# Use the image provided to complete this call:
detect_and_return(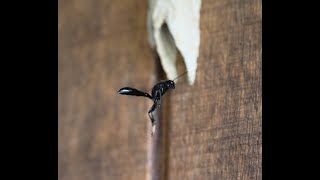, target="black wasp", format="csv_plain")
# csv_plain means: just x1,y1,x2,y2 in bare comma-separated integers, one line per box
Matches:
117,72,187,135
